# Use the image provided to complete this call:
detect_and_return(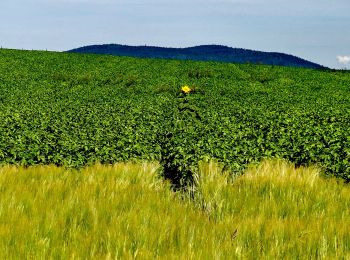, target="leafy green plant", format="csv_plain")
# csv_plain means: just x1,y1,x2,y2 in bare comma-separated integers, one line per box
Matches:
0,49,349,182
